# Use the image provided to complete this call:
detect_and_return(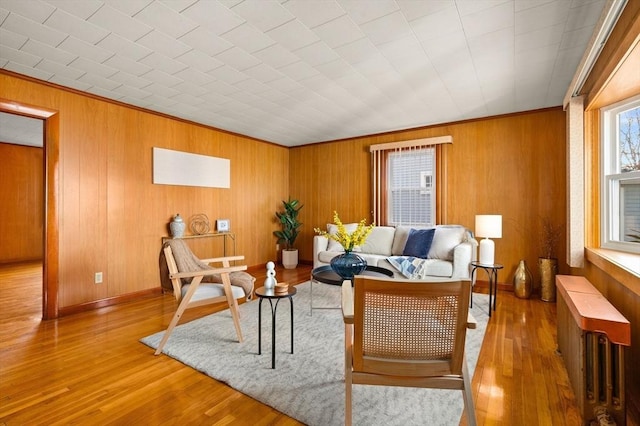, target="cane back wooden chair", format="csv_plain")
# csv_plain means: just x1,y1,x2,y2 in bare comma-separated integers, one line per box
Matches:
342,275,477,426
